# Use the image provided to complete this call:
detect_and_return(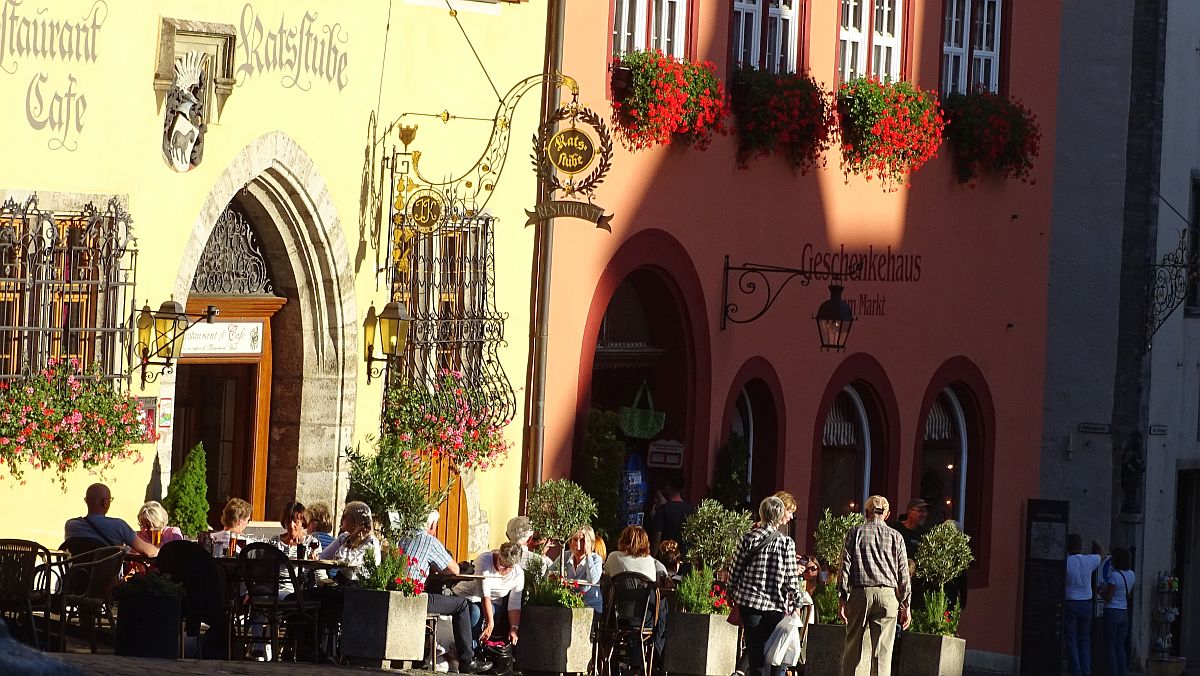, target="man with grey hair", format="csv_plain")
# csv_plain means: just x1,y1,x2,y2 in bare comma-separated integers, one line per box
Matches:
729,496,805,676
455,541,526,646
505,515,551,571
839,495,911,676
